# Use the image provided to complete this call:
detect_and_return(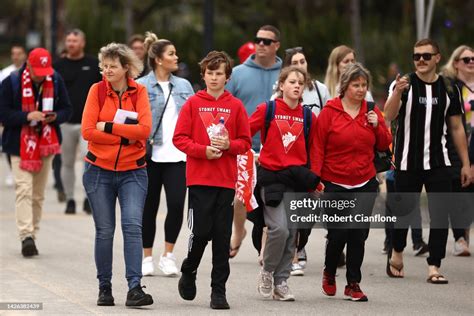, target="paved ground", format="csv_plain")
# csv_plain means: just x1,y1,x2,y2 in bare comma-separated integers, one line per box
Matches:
0,157,473,315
